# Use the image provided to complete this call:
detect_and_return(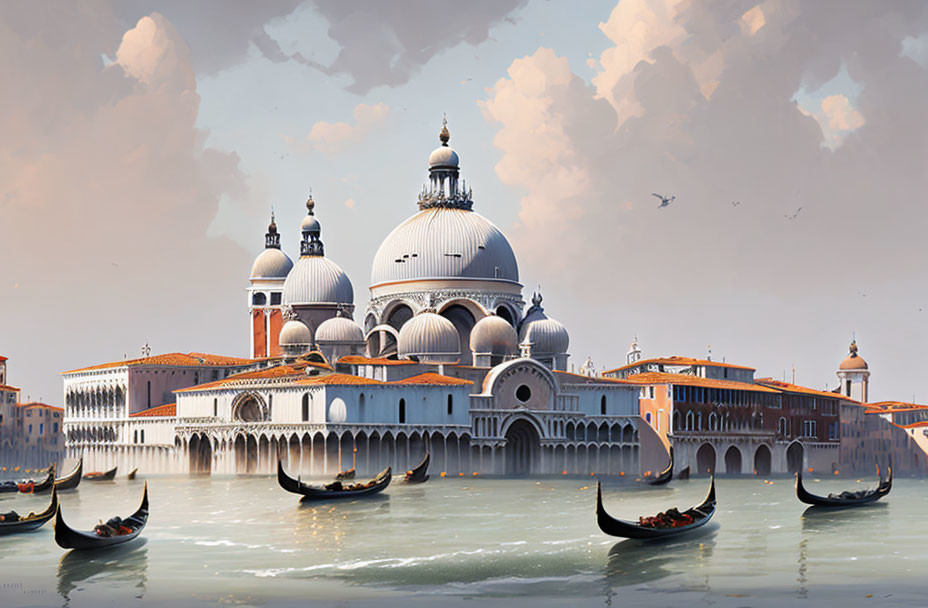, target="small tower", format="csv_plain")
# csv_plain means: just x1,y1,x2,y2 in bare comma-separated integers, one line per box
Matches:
248,210,293,358
836,338,869,402
626,337,642,365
